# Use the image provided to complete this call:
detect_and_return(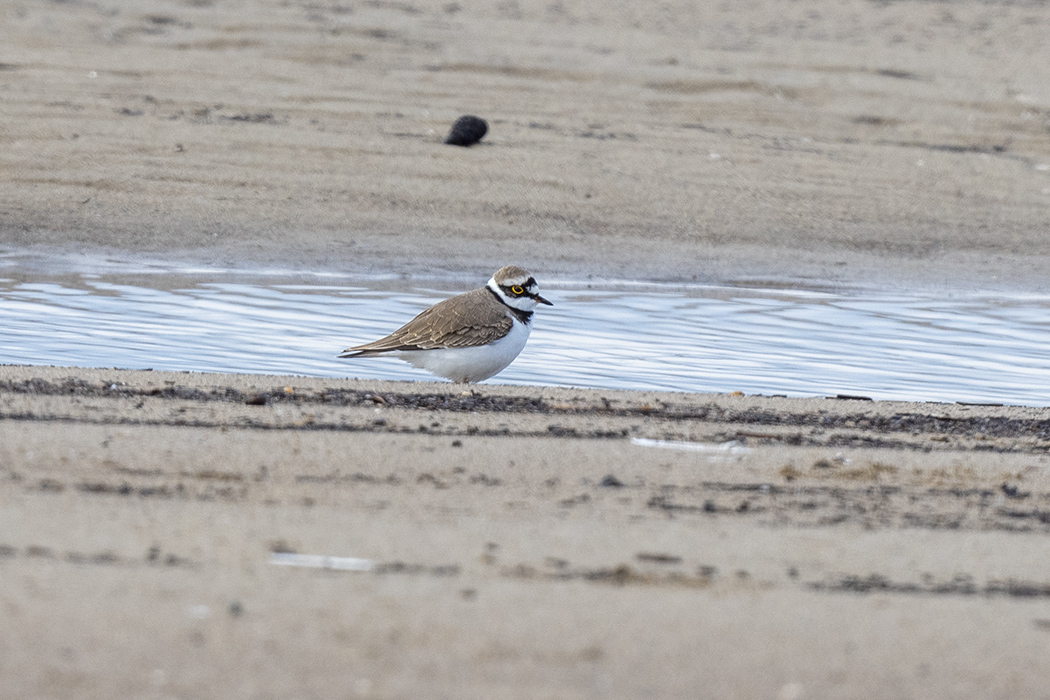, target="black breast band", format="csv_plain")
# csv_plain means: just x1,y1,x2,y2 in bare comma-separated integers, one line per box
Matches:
487,286,533,325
